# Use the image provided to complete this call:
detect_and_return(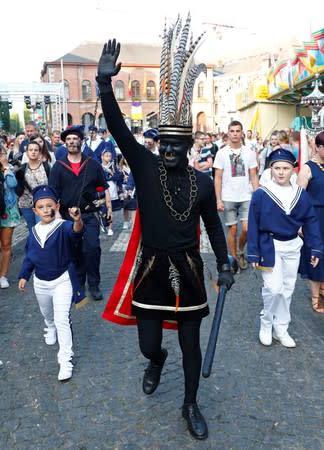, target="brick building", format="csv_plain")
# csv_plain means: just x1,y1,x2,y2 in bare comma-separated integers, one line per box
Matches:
41,41,214,133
